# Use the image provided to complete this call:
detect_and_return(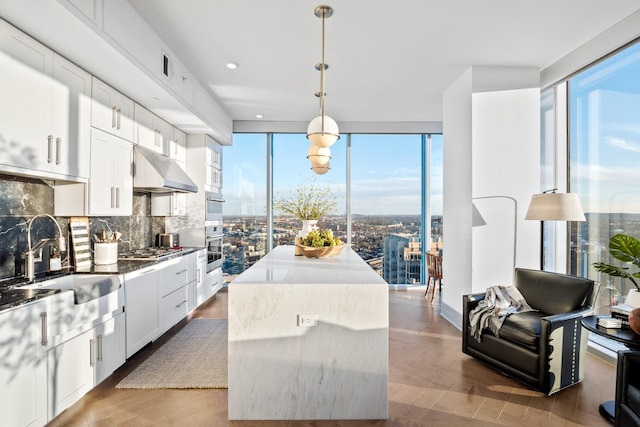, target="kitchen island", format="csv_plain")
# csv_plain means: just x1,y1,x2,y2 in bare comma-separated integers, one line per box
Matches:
228,245,389,420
